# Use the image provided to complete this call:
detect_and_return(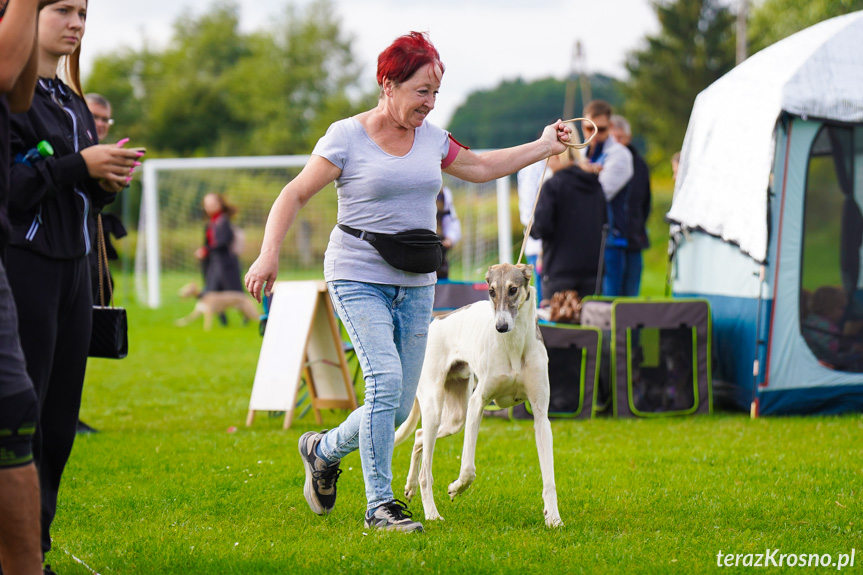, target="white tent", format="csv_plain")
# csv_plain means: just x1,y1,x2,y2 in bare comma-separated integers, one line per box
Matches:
668,11,863,416
668,11,863,263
